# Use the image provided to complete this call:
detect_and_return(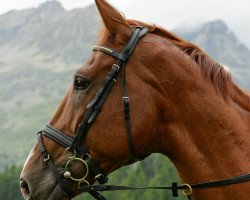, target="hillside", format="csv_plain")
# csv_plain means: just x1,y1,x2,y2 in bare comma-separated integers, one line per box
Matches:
0,0,249,172
0,1,100,169
0,1,99,65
